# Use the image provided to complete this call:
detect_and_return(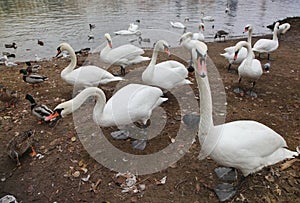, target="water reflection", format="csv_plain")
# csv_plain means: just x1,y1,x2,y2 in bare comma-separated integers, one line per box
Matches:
0,0,299,61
